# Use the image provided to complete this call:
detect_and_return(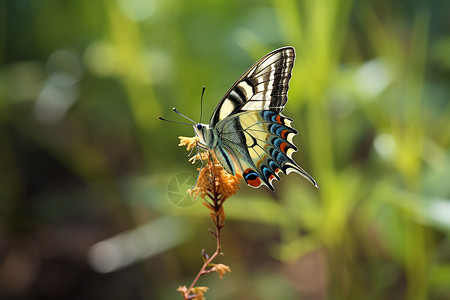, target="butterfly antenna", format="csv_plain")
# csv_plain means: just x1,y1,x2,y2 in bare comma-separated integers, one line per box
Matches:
158,116,192,125
173,107,196,124
199,86,206,123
